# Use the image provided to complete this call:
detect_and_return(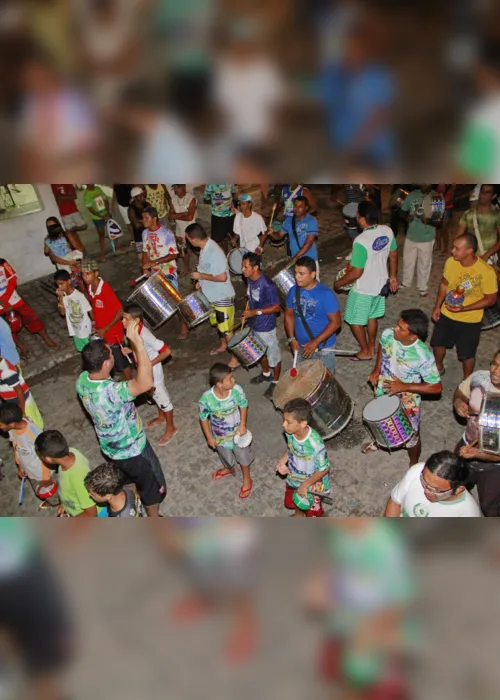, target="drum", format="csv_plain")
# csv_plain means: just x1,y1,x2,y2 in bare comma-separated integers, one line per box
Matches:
127,270,180,329
227,247,248,275
177,291,212,328
478,393,500,455
390,187,409,209
292,490,315,511
6,310,22,334
362,395,414,450
273,359,354,440
335,266,354,292
269,219,285,248
272,263,295,305
343,203,361,237
227,328,267,367
482,299,500,331
421,193,445,224
36,481,59,507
